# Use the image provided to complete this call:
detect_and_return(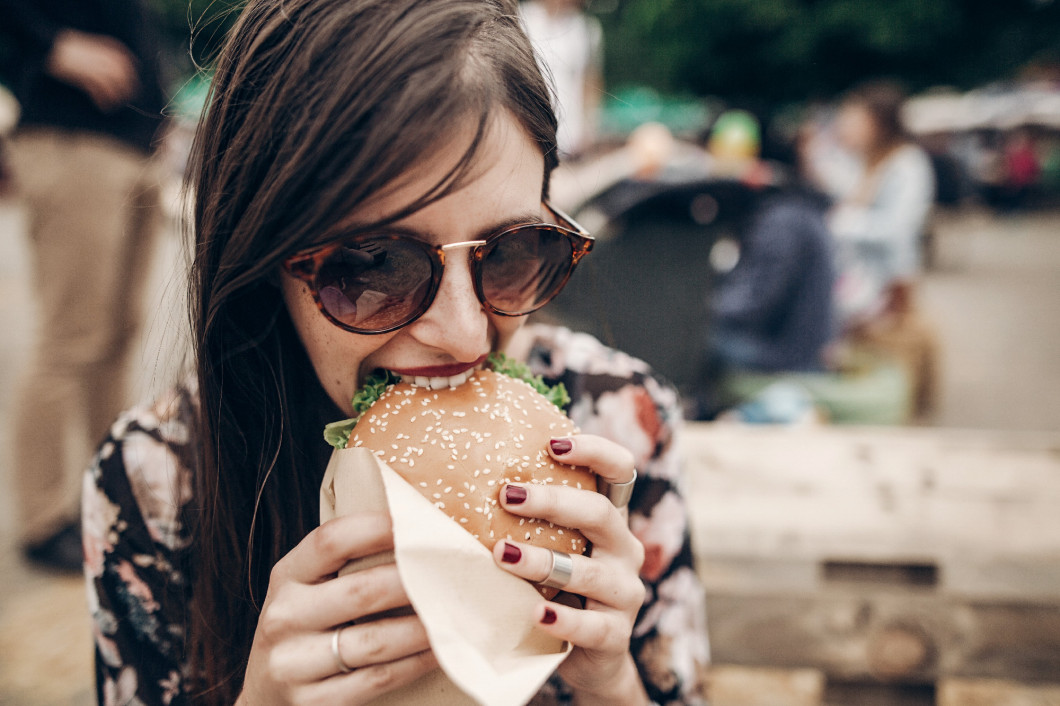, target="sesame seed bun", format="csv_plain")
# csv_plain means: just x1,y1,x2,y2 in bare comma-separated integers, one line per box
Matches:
346,369,593,594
